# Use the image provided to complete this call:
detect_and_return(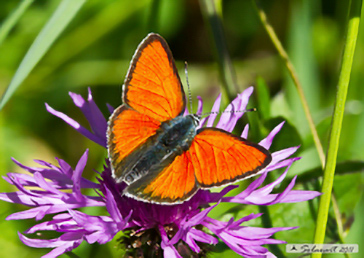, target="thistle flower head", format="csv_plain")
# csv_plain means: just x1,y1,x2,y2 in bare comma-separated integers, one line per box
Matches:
0,87,320,258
